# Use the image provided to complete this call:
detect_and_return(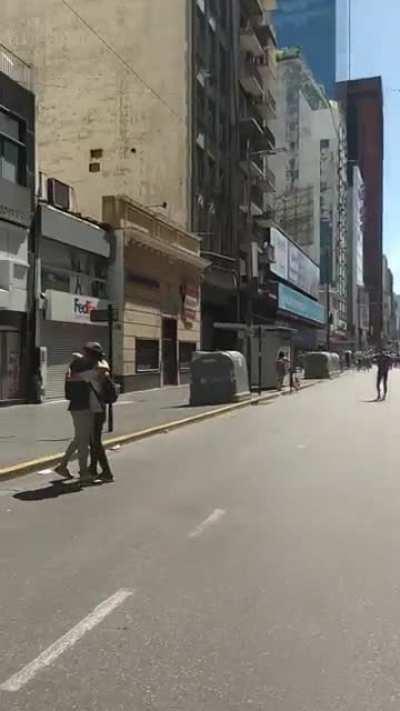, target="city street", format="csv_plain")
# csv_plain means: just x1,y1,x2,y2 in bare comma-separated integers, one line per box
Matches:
1,370,400,710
